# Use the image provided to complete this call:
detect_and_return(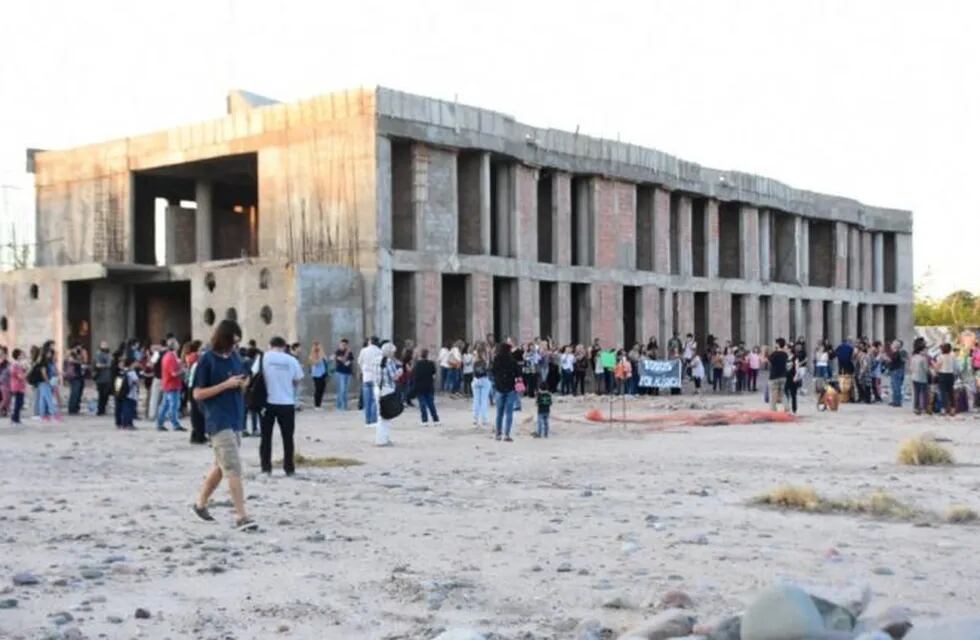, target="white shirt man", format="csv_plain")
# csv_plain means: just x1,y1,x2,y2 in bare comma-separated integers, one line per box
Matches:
358,341,382,384
252,337,304,476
